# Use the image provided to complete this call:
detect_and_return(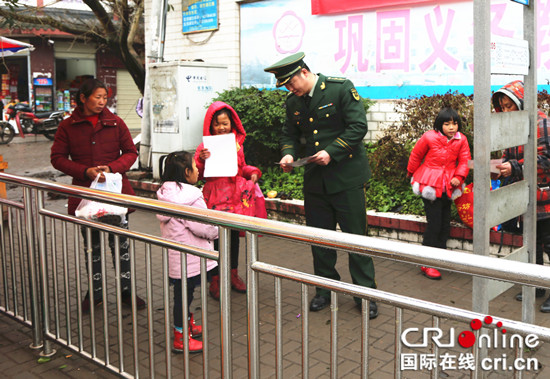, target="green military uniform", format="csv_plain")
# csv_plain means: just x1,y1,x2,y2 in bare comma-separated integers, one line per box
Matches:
265,53,376,304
